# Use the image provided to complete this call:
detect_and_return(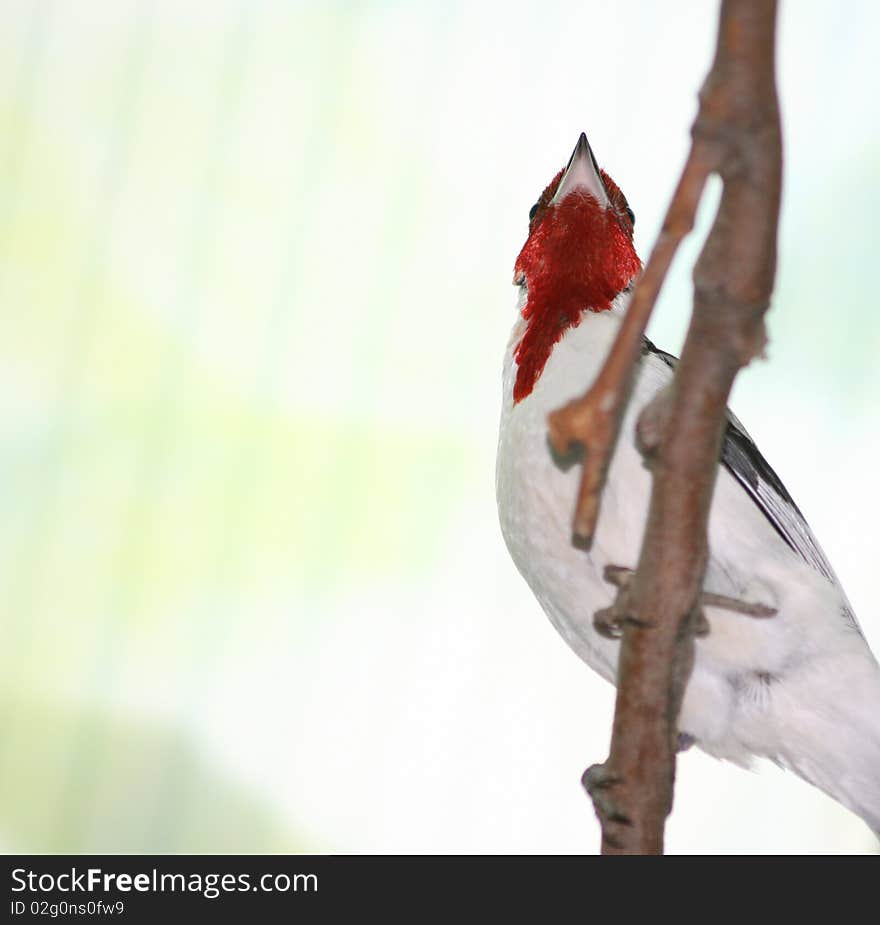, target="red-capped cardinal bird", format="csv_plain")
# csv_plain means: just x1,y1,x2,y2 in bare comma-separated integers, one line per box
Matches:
496,132,880,833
